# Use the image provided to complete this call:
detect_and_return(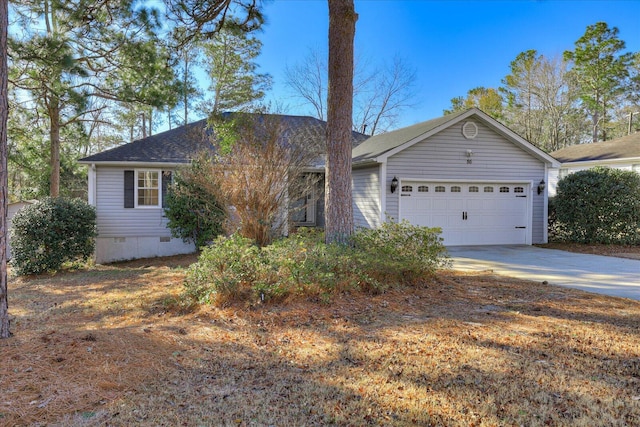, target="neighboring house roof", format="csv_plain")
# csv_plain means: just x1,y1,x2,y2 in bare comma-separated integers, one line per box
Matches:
79,114,368,166
550,132,640,163
352,108,559,167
